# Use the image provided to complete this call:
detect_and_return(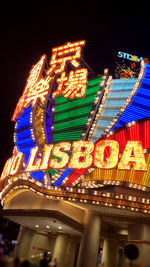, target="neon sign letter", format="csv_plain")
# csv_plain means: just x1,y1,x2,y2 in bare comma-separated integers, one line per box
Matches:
94,140,119,169
69,141,94,169
118,141,147,171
